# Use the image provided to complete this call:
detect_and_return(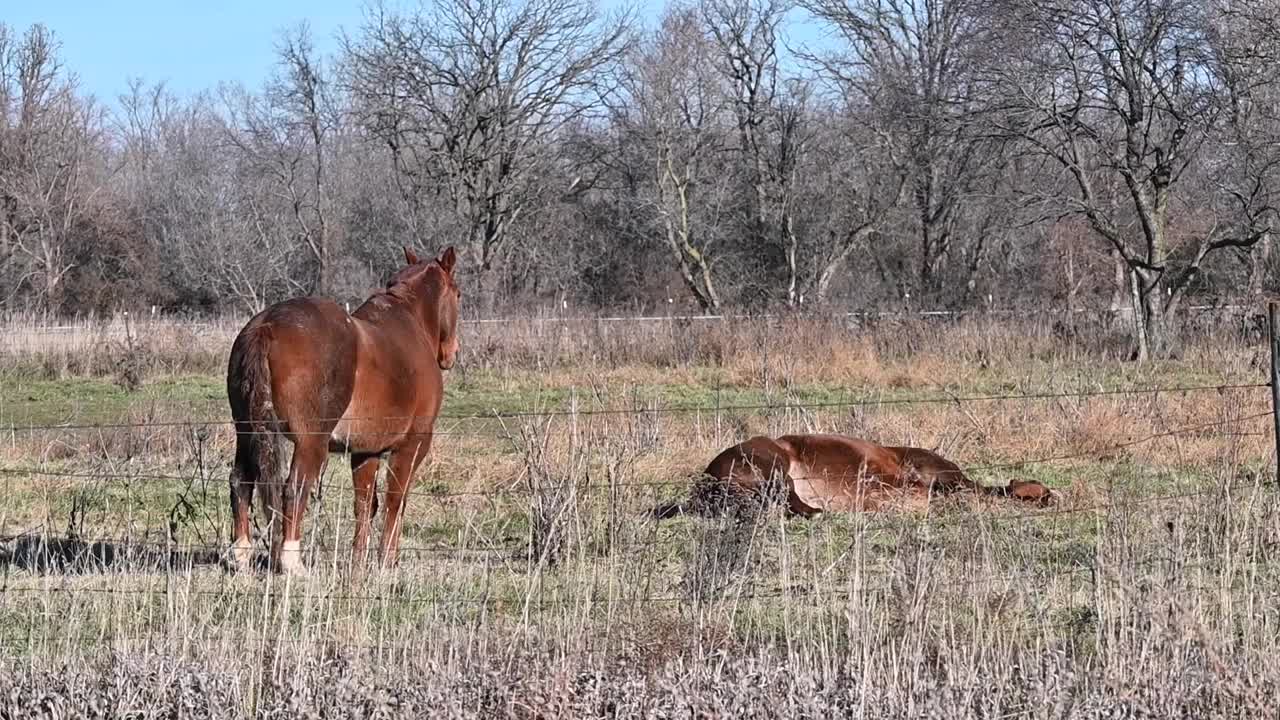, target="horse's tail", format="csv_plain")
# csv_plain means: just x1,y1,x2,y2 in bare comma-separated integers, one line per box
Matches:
653,470,752,521
651,471,711,520
227,322,282,520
